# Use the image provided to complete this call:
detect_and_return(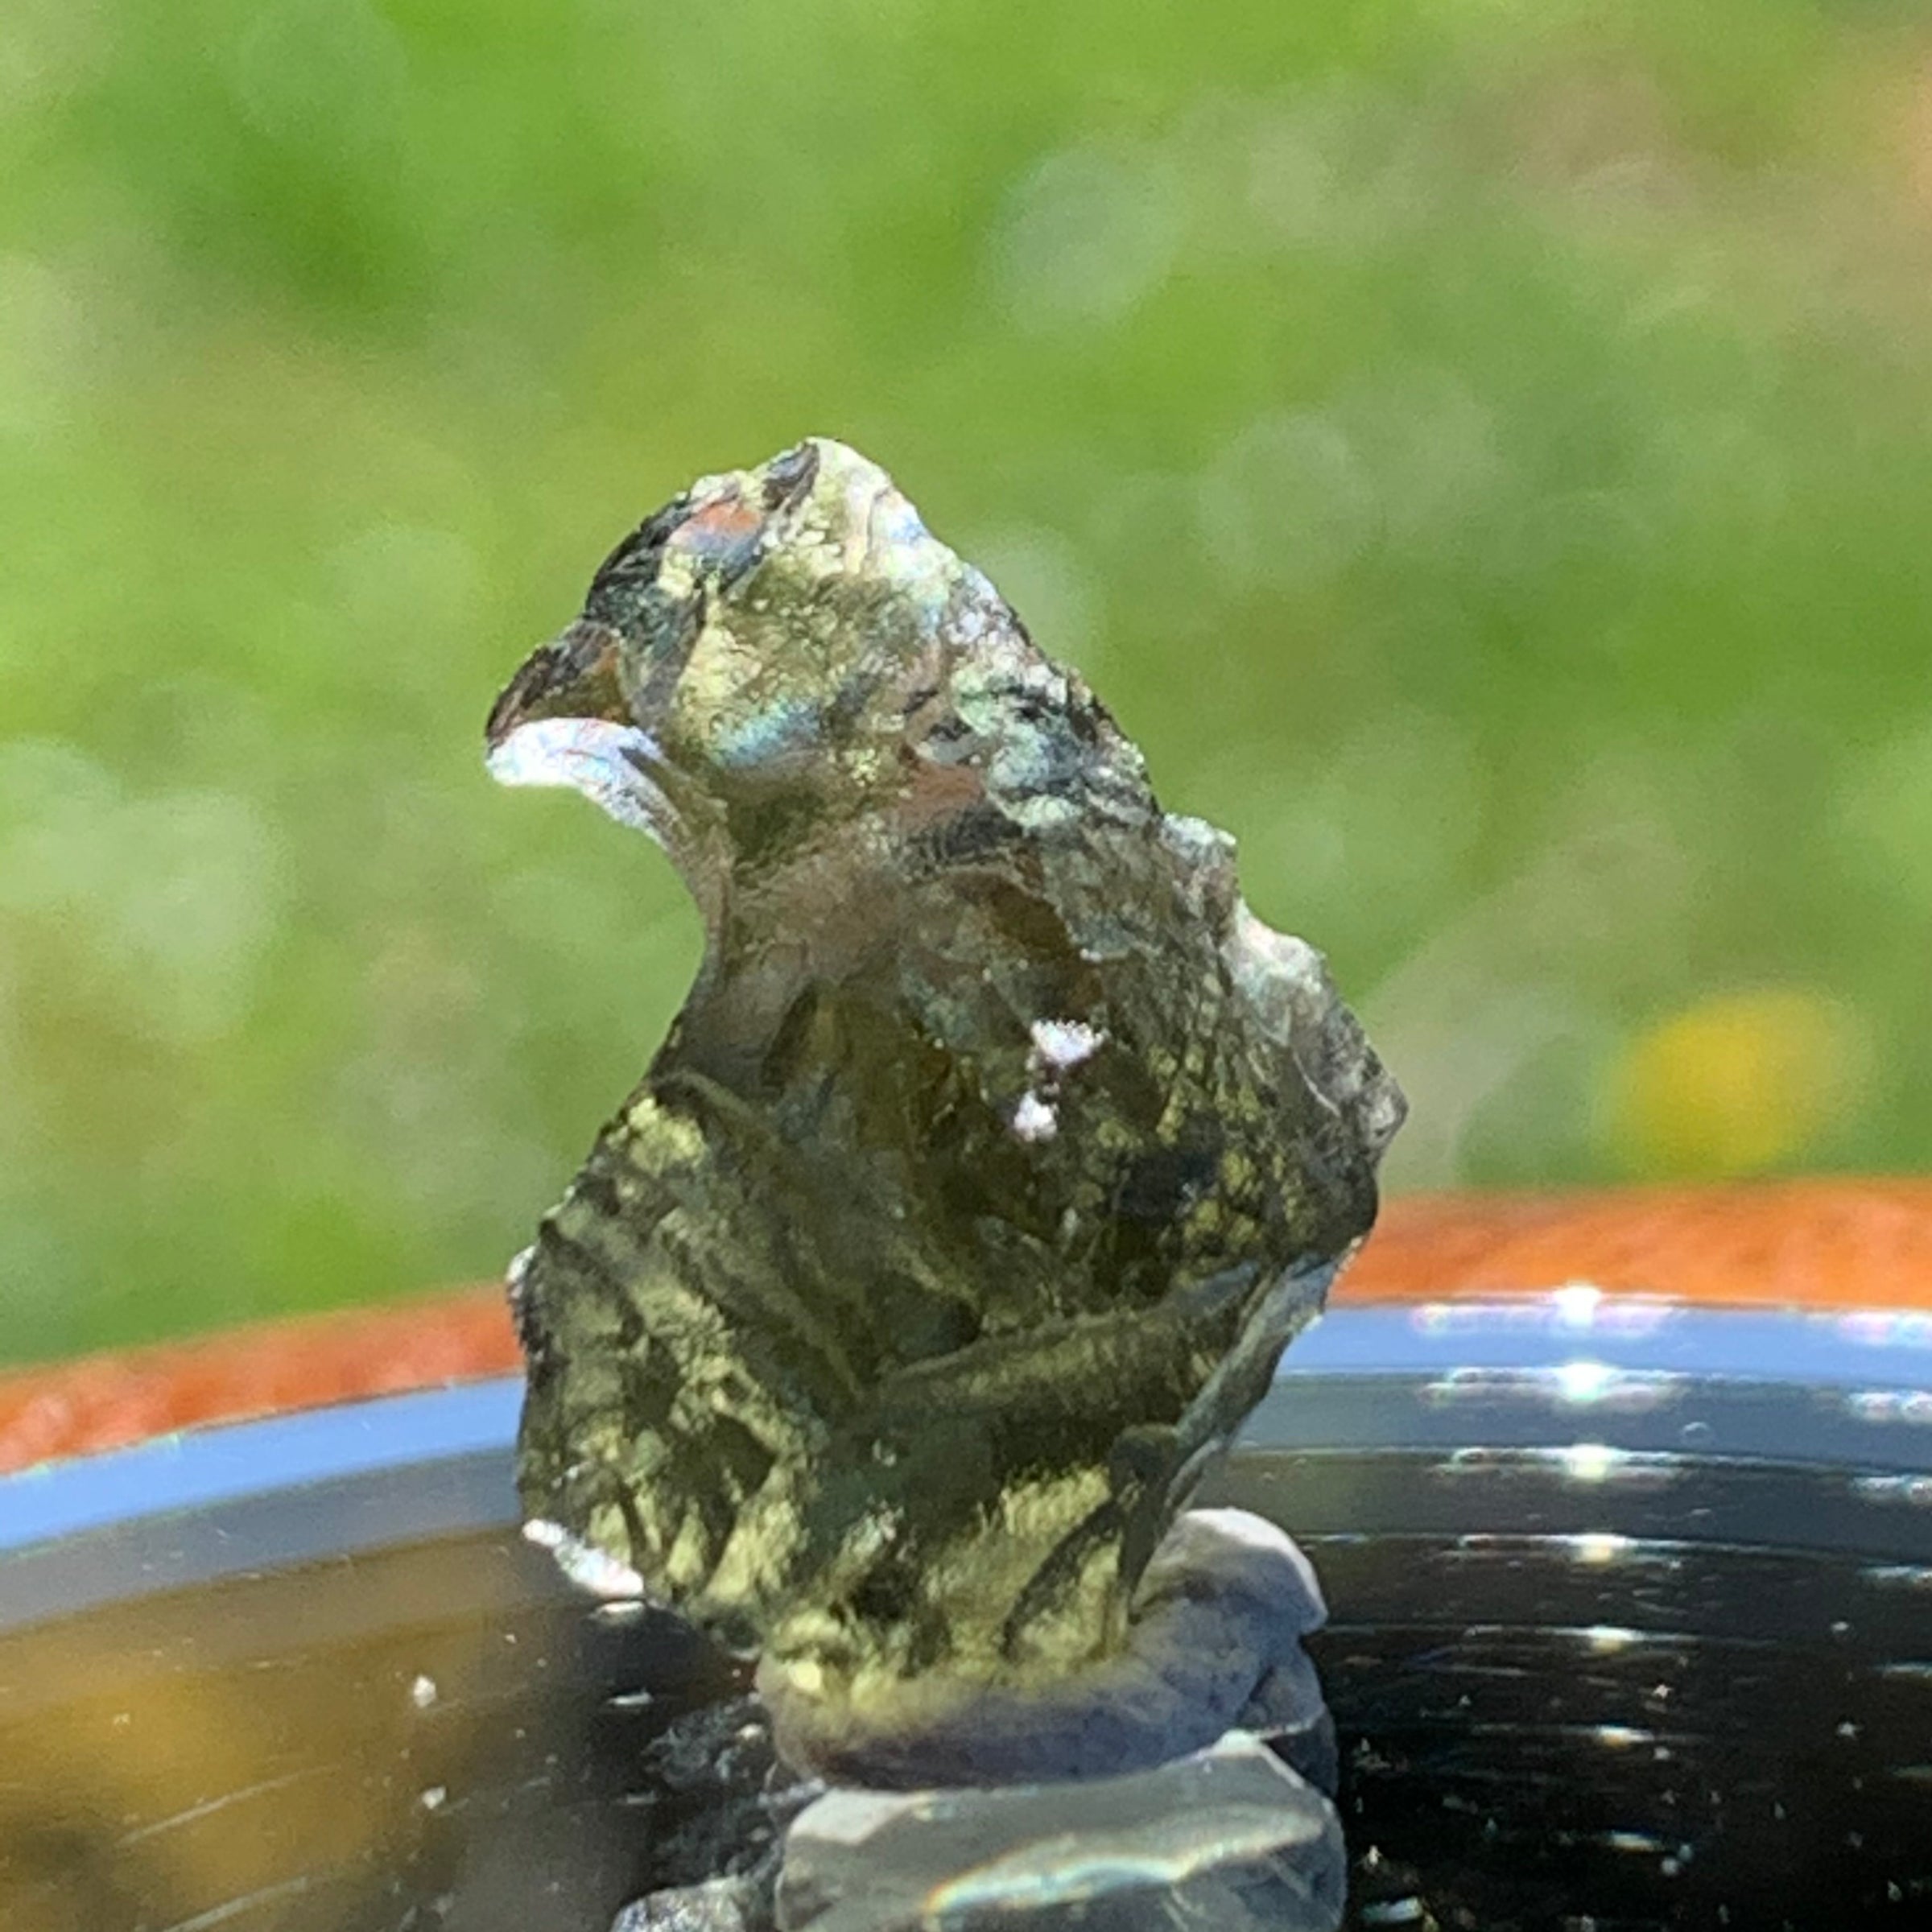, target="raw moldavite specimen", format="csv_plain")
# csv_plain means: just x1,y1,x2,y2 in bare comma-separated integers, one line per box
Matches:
486,438,1402,1784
